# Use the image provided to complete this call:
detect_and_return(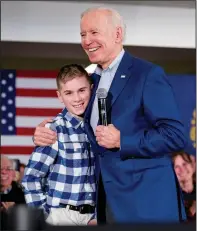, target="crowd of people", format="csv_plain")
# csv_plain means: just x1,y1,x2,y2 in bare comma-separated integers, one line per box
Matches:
1,151,195,228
